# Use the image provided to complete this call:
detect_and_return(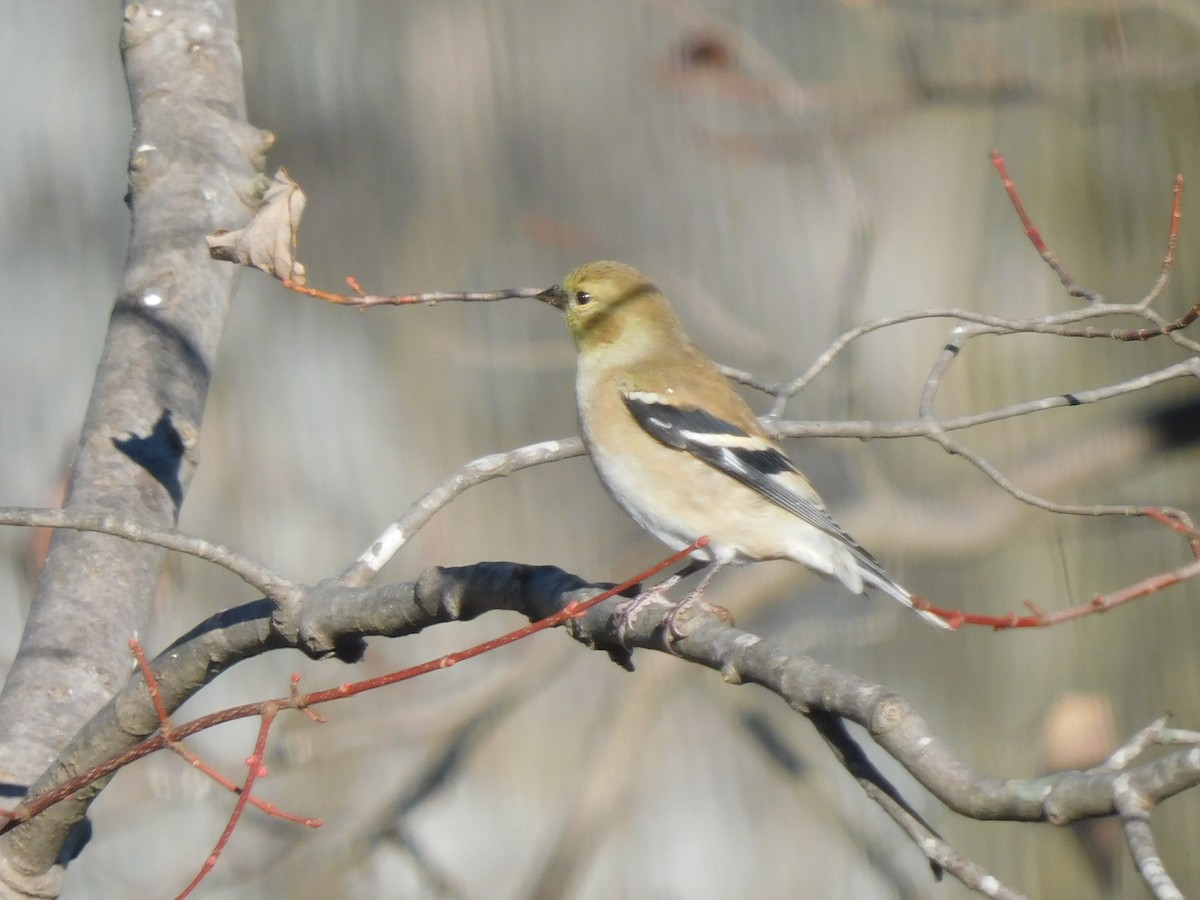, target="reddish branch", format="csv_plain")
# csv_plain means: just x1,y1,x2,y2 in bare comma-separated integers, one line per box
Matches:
174,706,278,900
0,544,704,875
918,511,1200,631
128,640,318,827
281,276,544,308
989,149,1101,303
